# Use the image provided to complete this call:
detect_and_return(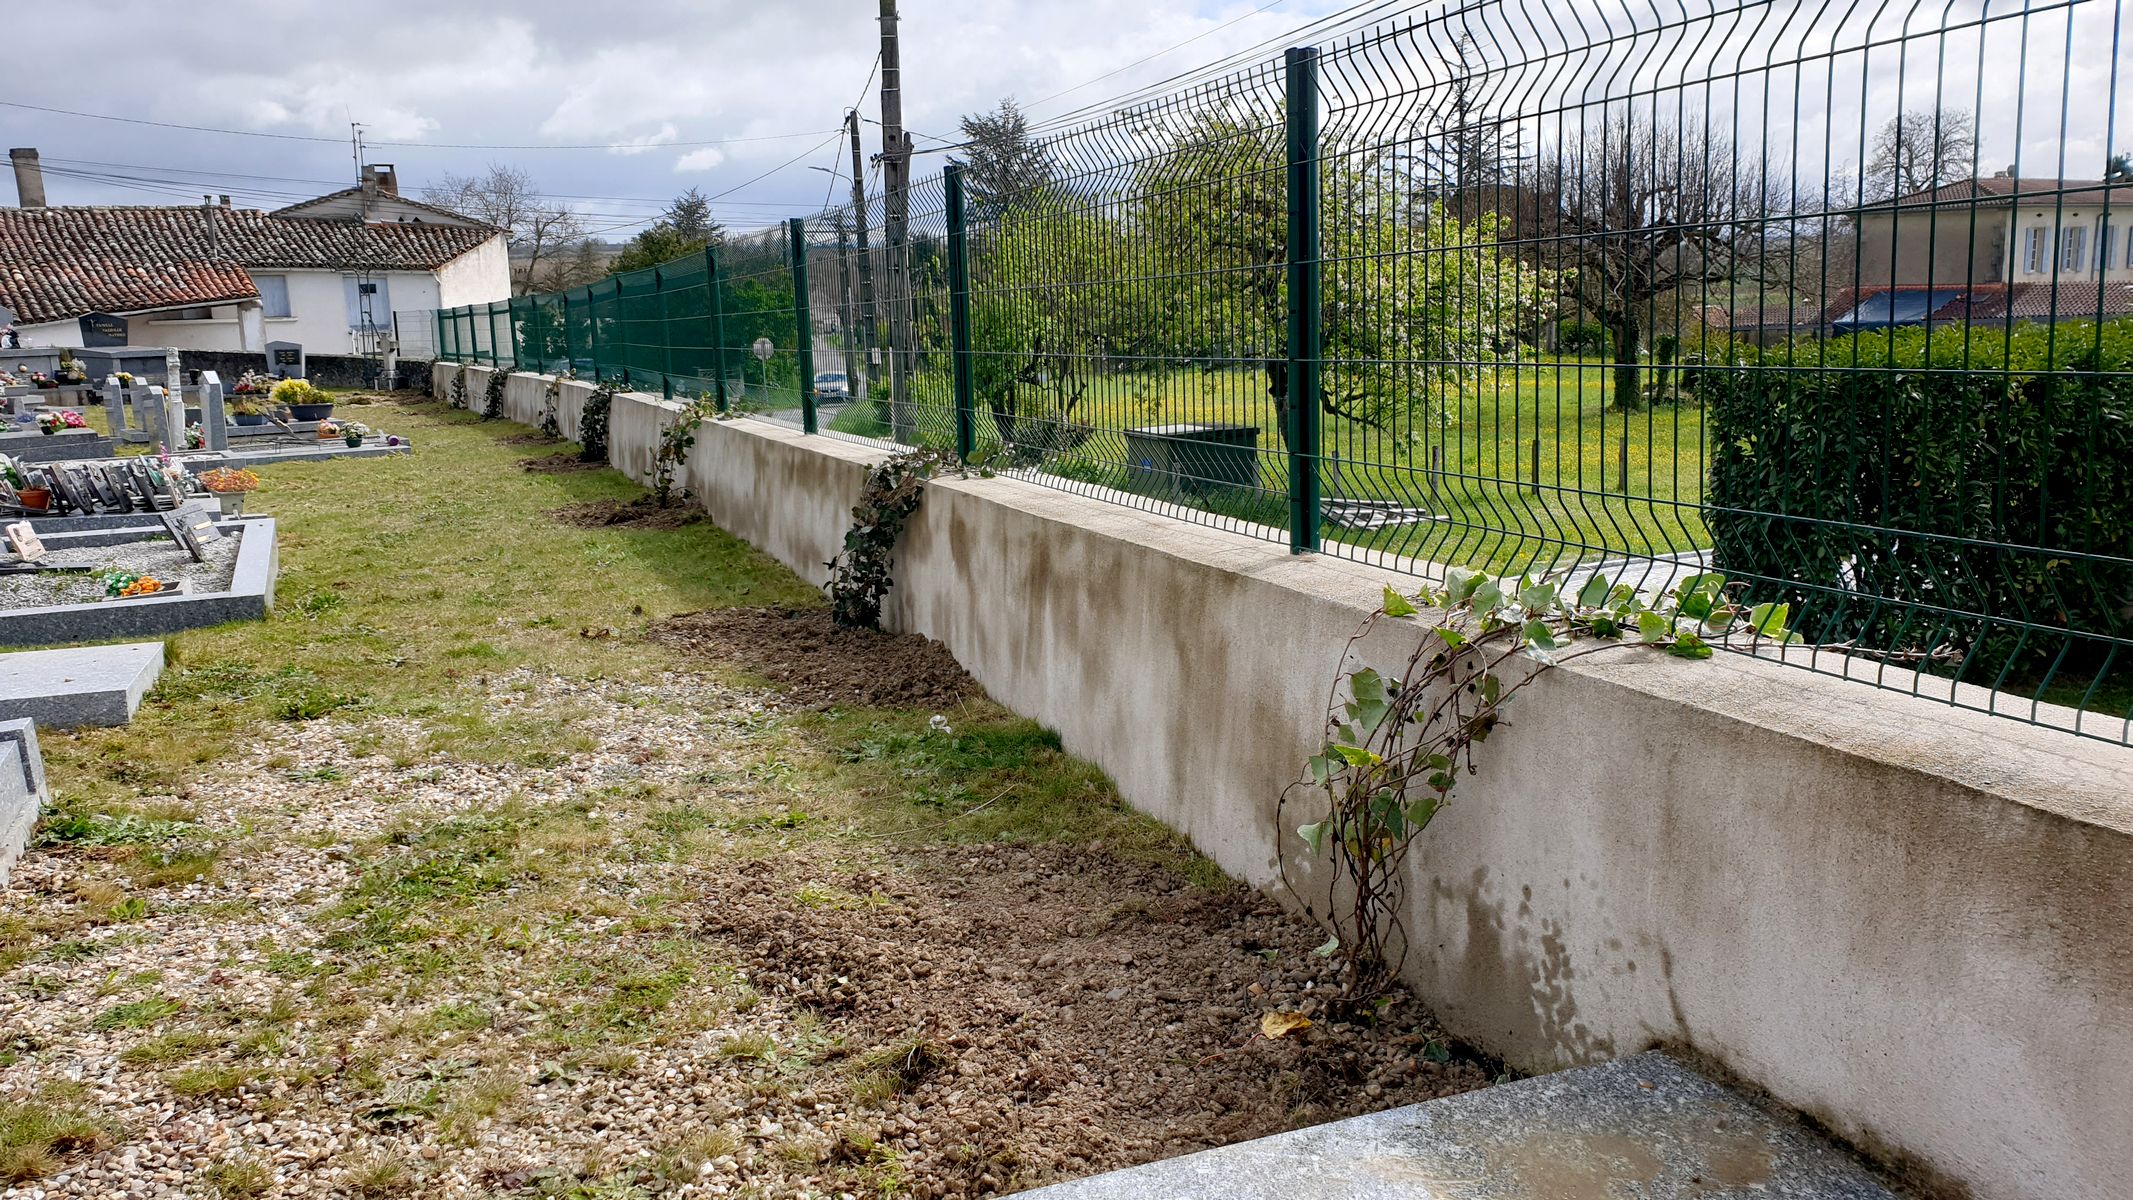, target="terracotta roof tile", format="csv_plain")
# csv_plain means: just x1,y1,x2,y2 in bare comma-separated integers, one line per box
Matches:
0,205,497,324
